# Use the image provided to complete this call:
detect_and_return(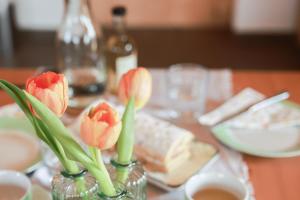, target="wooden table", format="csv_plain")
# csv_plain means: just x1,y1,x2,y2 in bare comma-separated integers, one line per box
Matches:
1,68,300,200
